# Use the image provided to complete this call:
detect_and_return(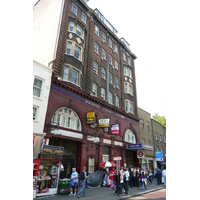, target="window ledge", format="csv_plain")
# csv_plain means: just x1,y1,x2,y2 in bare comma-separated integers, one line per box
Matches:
94,51,100,55
33,96,43,101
